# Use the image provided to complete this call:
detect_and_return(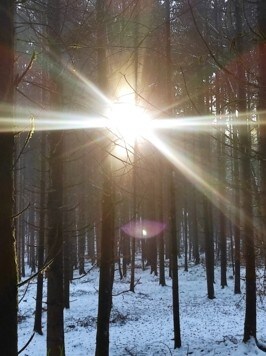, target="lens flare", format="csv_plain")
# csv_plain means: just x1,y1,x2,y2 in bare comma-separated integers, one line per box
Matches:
121,219,166,239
